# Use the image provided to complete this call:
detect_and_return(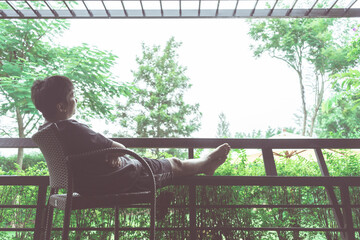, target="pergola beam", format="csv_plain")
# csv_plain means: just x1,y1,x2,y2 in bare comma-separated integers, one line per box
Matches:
1,8,360,18
0,0,359,19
